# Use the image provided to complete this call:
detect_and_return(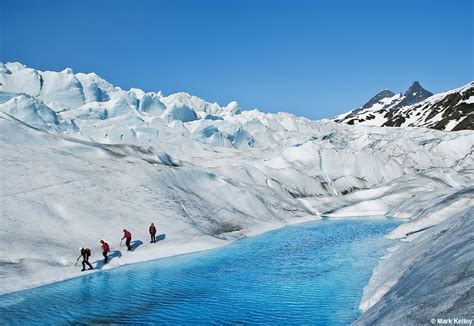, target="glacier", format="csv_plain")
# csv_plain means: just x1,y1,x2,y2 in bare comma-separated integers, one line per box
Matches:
0,62,473,322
